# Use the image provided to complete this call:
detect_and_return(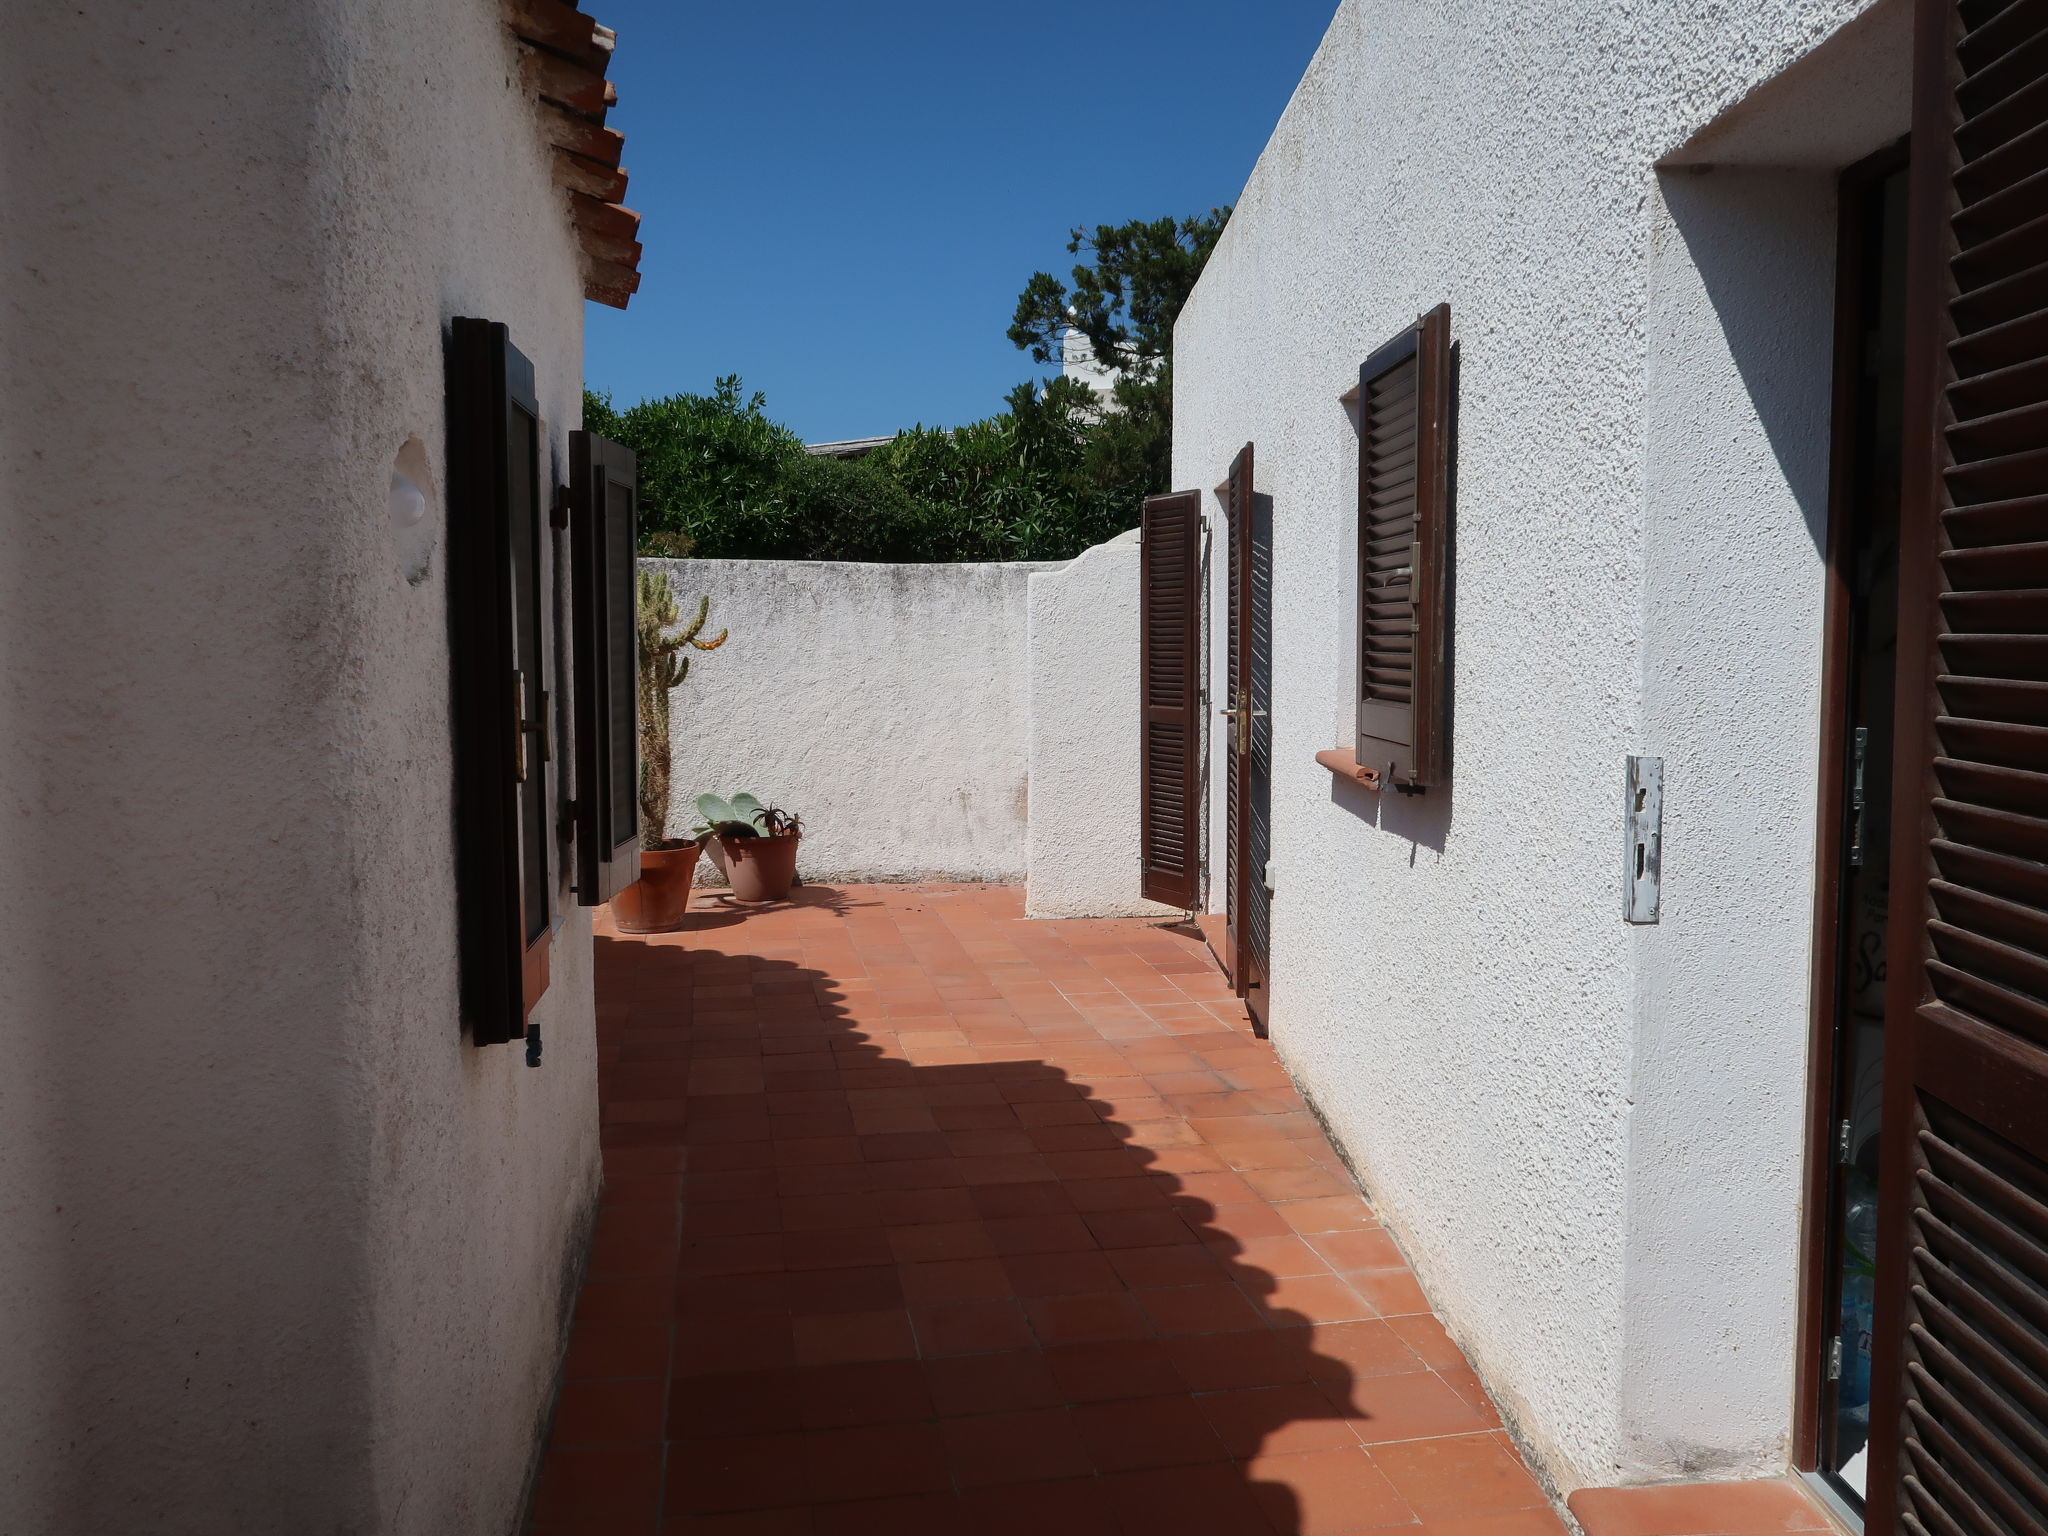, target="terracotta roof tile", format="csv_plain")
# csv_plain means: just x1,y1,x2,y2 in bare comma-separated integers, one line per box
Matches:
504,0,641,308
